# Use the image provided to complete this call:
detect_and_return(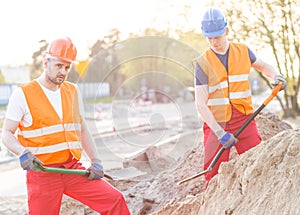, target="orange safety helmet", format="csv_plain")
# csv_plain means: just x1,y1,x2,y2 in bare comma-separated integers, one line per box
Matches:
45,37,77,63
